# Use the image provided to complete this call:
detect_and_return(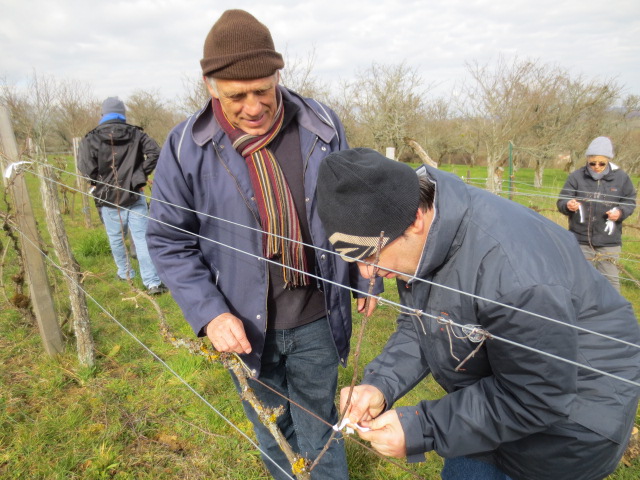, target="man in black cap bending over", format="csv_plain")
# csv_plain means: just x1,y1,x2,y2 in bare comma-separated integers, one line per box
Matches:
147,10,380,480
316,148,639,480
